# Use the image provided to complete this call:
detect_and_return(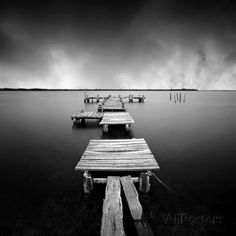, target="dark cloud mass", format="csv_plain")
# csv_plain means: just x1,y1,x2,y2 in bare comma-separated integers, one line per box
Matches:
0,0,236,89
